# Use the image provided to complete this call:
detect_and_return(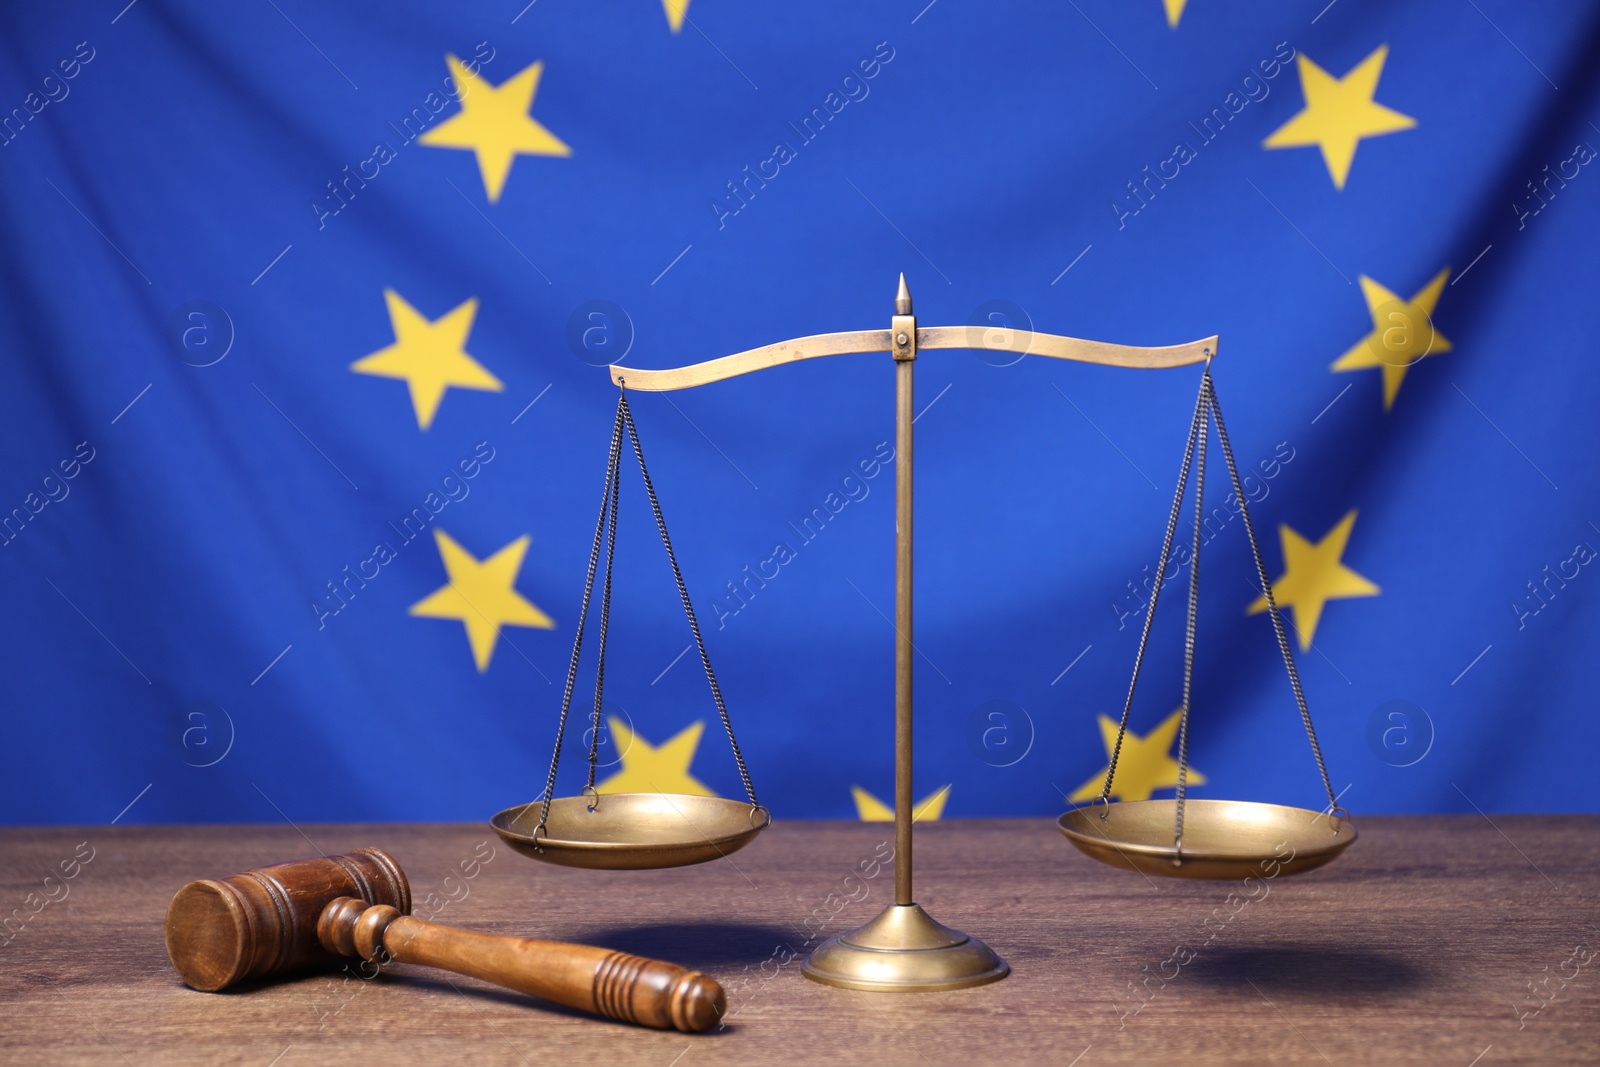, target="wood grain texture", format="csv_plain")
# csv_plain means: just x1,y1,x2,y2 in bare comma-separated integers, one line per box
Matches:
331,903,724,1032
2,817,1597,1066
